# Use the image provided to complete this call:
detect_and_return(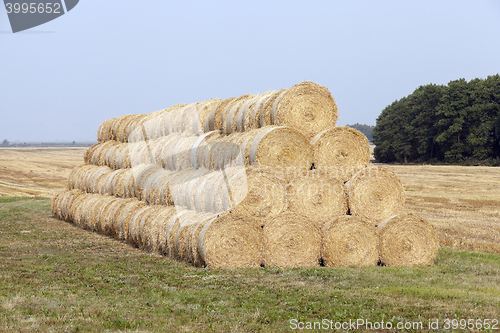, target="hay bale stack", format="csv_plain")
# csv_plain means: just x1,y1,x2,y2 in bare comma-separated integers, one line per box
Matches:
311,127,370,182
95,82,336,143
346,165,406,226
378,213,439,266
263,213,321,268
321,215,379,267
287,169,348,230
197,211,263,269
